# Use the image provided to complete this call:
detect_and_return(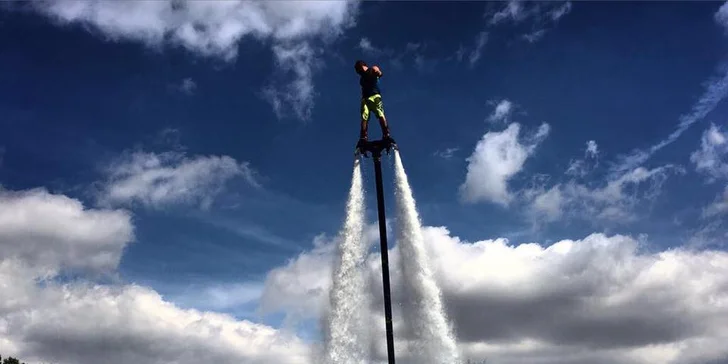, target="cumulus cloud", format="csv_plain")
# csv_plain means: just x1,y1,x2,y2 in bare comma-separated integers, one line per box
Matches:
0,262,310,364
0,187,133,274
25,0,358,59
19,0,360,121
0,186,308,364
691,123,728,182
460,122,550,206
259,234,335,322
261,225,728,364
96,149,257,209
466,99,677,224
